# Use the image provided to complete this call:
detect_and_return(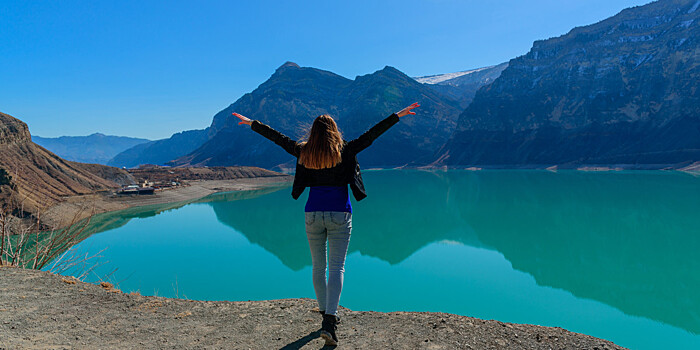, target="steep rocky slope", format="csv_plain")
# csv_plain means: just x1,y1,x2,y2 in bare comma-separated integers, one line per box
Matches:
170,62,462,170
0,112,131,212
438,0,700,167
